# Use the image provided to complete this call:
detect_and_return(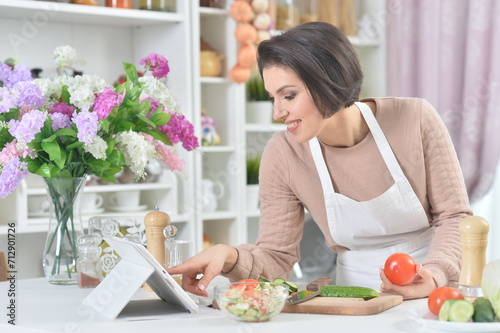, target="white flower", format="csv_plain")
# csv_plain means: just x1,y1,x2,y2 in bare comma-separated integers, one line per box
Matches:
84,136,107,159
33,78,62,100
66,75,108,108
138,76,178,112
53,45,85,68
115,130,158,179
